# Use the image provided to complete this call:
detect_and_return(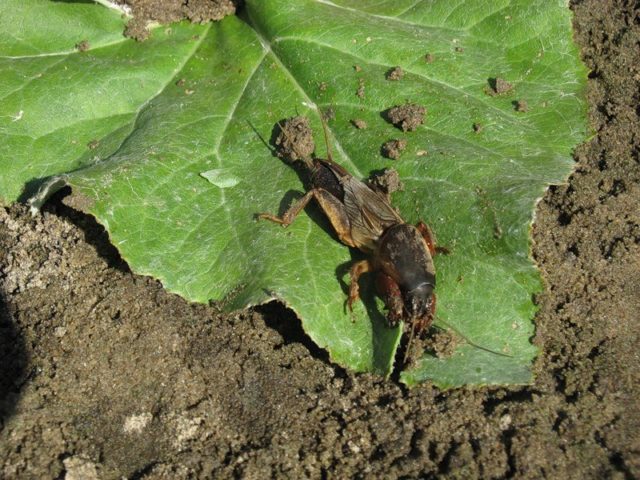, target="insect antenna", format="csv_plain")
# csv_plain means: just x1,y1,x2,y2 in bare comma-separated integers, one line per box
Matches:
434,319,514,358
319,111,334,162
